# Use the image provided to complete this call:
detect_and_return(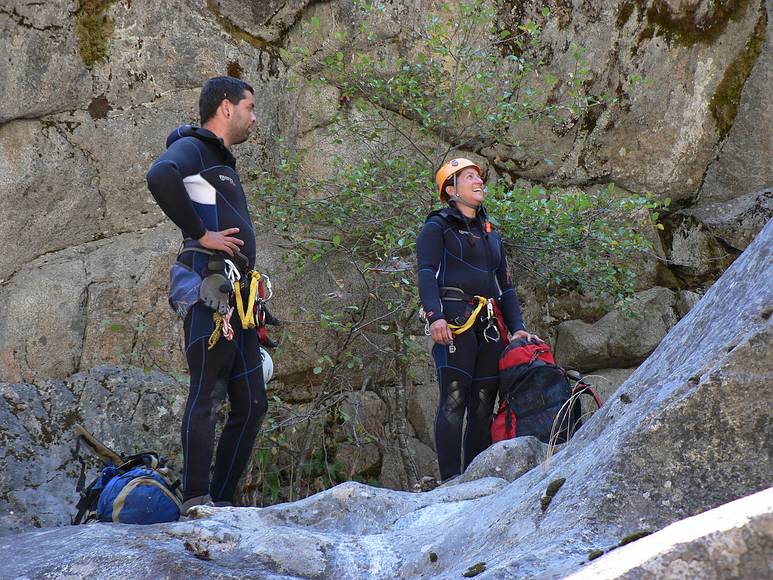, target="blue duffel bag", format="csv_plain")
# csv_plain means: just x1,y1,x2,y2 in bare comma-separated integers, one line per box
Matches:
74,452,182,525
